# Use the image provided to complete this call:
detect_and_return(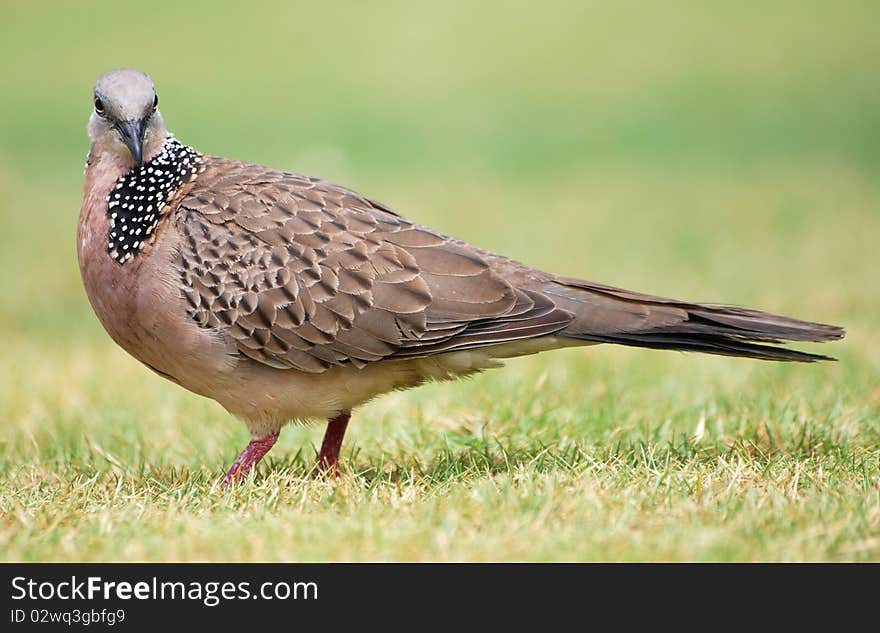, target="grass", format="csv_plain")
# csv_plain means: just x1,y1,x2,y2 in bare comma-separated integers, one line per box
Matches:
0,0,878,561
